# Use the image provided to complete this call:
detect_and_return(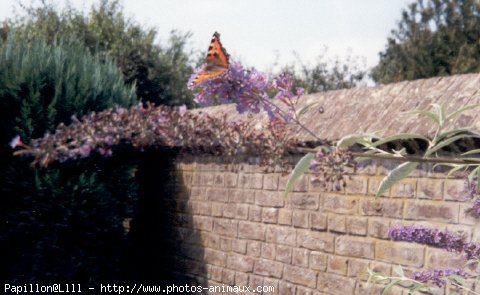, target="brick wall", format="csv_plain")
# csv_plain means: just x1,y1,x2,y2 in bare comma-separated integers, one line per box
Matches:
171,155,474,295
